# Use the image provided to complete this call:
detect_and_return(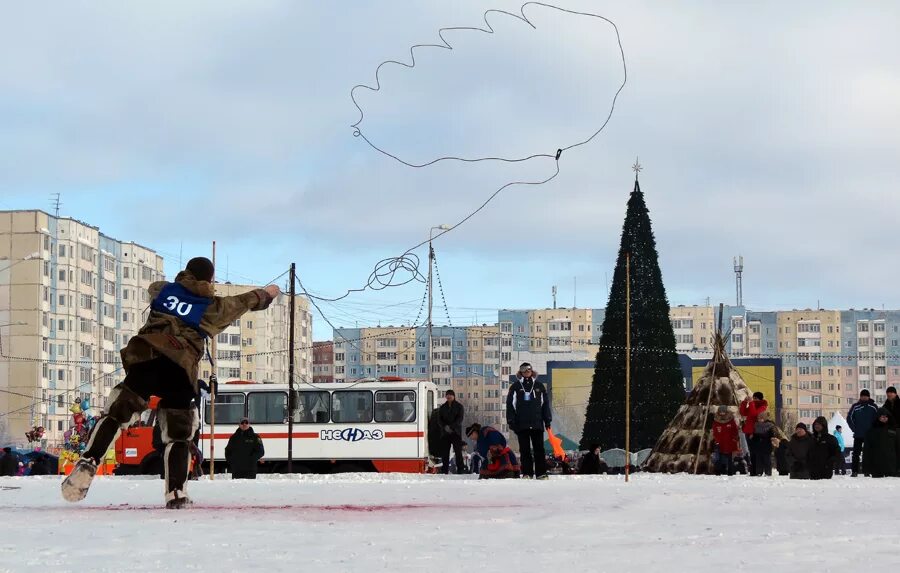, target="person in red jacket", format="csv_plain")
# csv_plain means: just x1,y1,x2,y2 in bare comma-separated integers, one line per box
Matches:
739,392,768,475
740,392,769,435
712,405,741,476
